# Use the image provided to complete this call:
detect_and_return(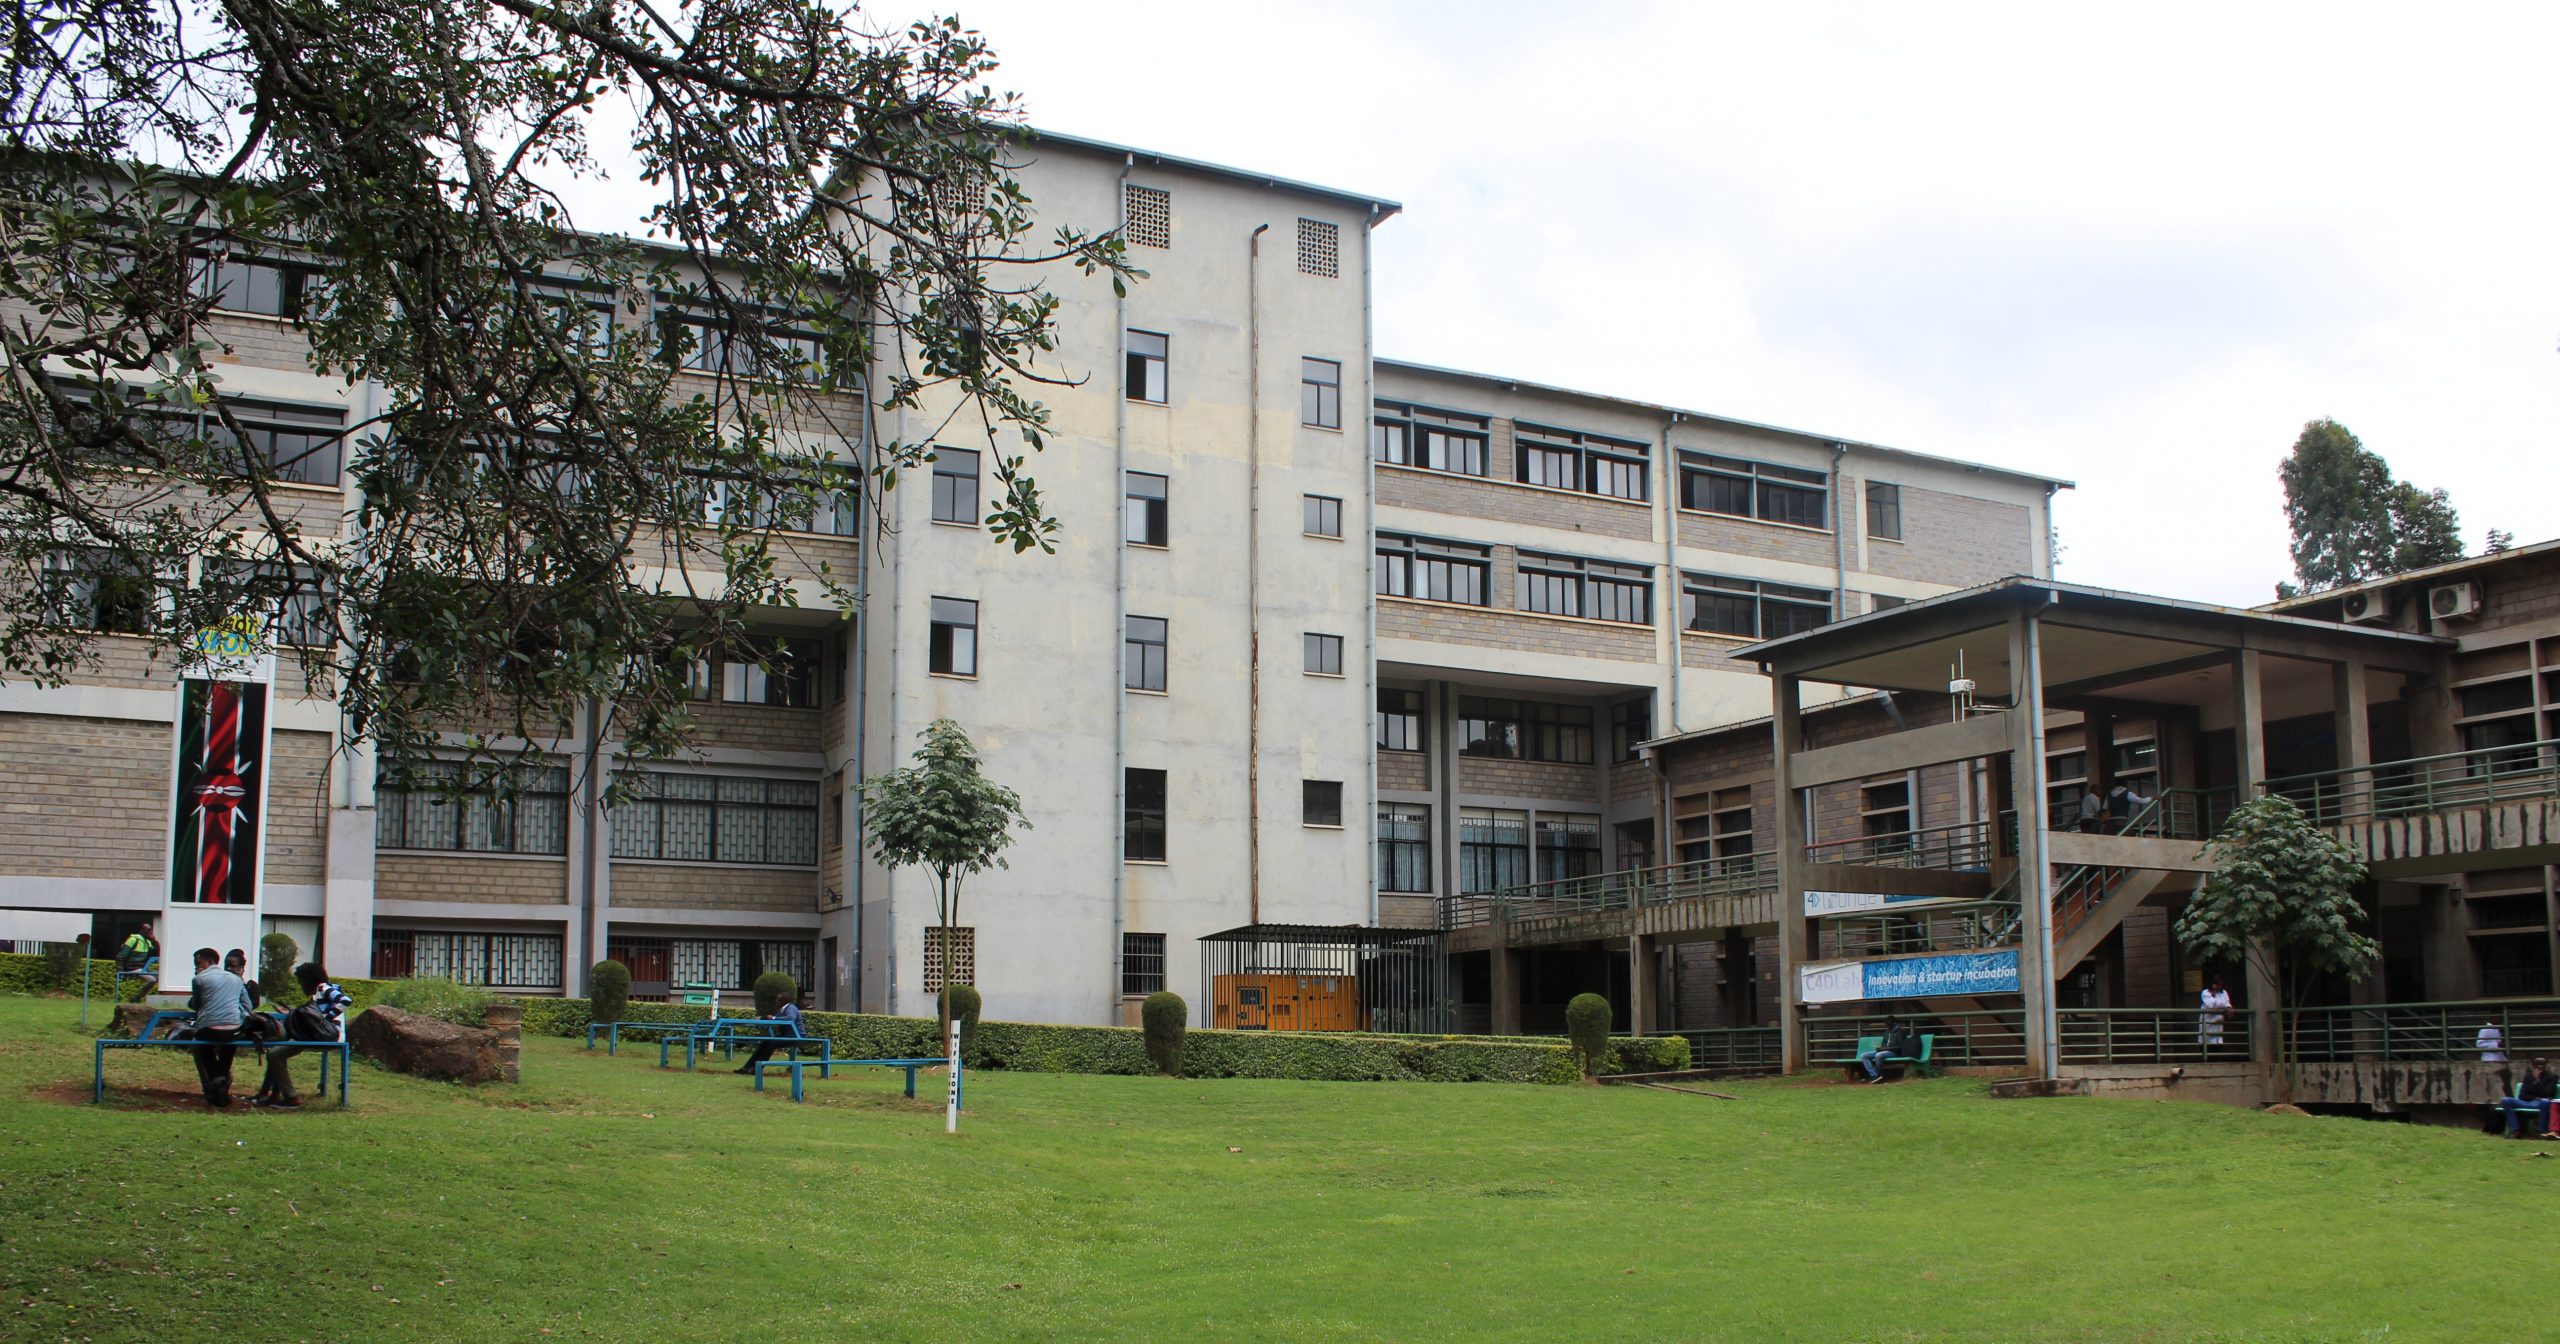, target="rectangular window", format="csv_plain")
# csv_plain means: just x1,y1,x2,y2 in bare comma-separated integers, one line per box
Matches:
932,448,980,525
371,931,563,990
1459,808,1530,894
922,926,976,994
1124,185,1171,249
718,637,822,708
1303,780,1344,827
375,761,571,855
1121,932,1167,996
1681,573,1833,639
824,770,845,851
1866,482,1903,540
1125,615,1168,692
1871,593,1908,612
1679,453,1830,529
1125,768,1168,862
1516,551,1653,624
655,305,826,381
1126,330,1168,404
929,597,978,676
198,251,334,321
1374,532,1491,606
1377,688,1424,753
1124,471,1169,547
1514,423,1650,502
1861,779,1913,838
1535,813,1602,883
1458,697,1594,764
207,399,348,487
39,549,166,635
1612,698,1651,762
1303,632,1344,676
1296,217,1340,277
1377,804,1432,894
1371,401,1490,477
1303,494,1343,538
1301,357,1342,429
609,772,820,866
